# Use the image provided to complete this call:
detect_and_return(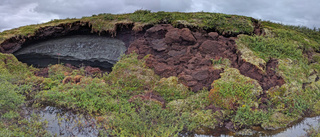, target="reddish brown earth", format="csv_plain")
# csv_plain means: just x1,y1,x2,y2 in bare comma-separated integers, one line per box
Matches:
128,24,284,91
1,21,284,92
